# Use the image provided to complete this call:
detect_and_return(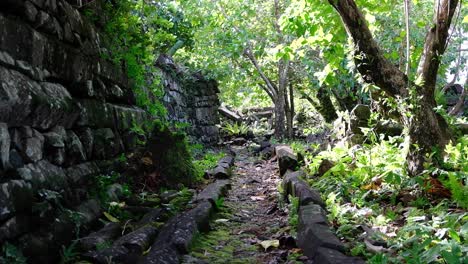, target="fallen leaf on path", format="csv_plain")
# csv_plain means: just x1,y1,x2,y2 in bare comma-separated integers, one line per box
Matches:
141,157,153,166
250,196,265,201
103,212,120,223
259,240,280,251
290,248,302,254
